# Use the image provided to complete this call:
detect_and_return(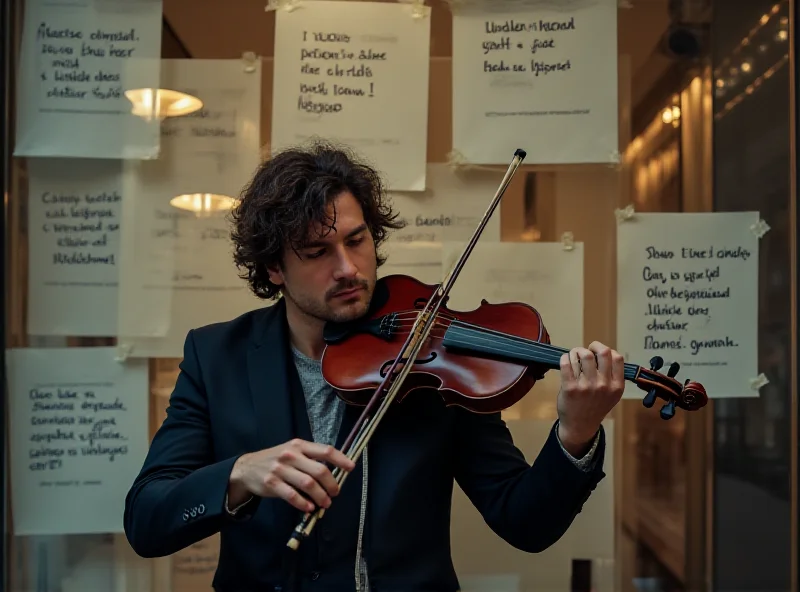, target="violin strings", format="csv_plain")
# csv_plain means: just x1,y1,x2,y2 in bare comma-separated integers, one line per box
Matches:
386,317,564,363
387,310,564,350
385,322,562,365
384,311,639,372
